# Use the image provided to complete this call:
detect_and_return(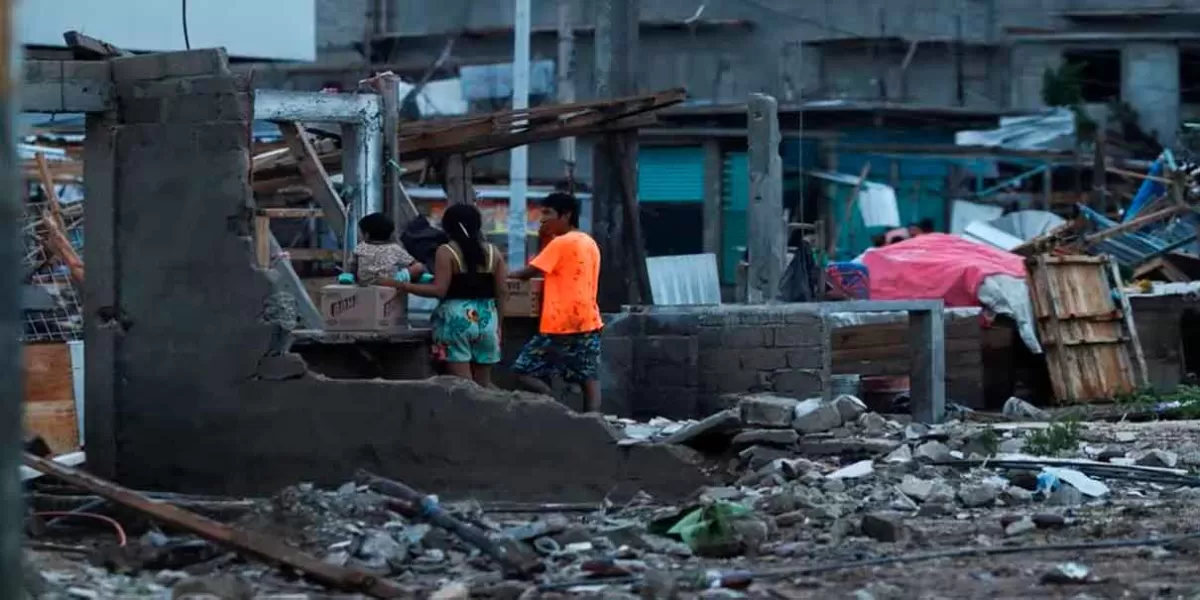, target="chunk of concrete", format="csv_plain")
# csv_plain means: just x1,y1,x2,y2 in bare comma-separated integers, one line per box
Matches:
792,398,843,434
1135,449,1179,469
899,475,935,502
661,409,742,449
832,395,867,423
860,513,910,543
913,440,952,462
827,460,874,480
738,394,800,427
732,428,800,447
